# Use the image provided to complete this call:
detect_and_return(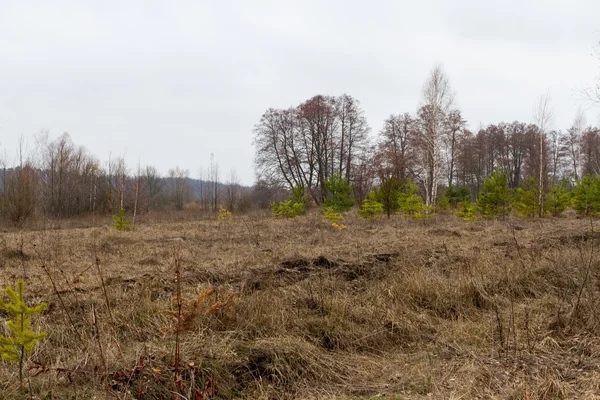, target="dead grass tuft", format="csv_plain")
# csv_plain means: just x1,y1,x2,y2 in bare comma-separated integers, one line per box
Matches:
1,215,600,398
